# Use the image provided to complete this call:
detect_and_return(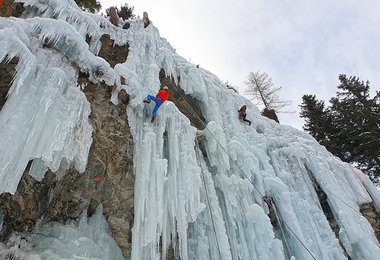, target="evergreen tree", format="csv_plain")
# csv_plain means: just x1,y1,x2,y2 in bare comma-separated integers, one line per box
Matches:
300,75,380,181
74,0,101,13
299,95,333,148
105,4,135,22
118,3,135,20
331,75,380,178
